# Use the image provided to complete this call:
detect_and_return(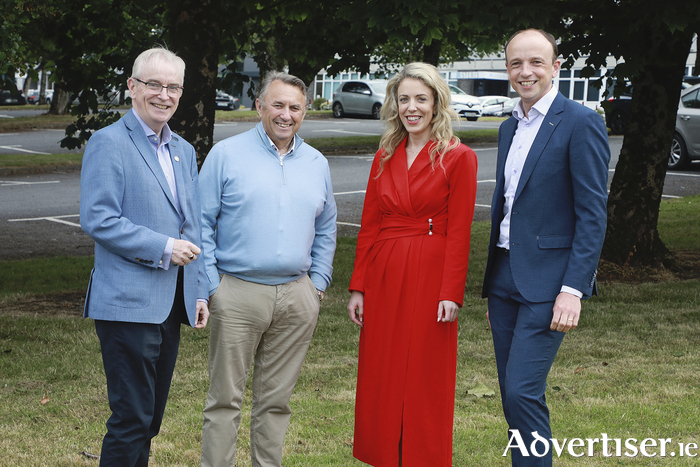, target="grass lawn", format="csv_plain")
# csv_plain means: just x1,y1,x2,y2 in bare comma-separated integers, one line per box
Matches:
1,196,699,466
